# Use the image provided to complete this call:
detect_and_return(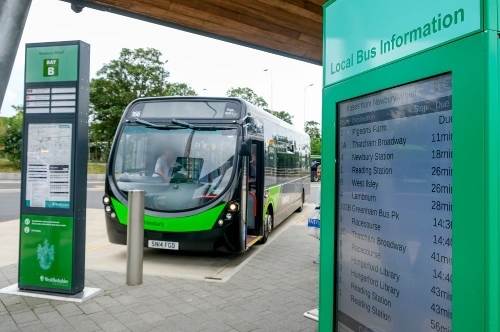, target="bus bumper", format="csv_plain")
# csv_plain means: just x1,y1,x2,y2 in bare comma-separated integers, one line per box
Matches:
105,214,246,253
